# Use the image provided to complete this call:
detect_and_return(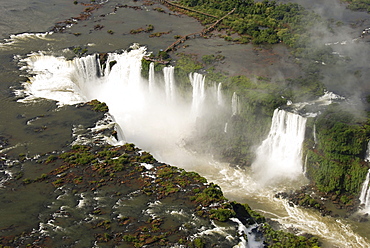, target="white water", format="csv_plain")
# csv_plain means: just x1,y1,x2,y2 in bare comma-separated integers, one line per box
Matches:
190,72,206,119
217,83,223,107
252,109,307,186
365,141,370,162
289,90,345,117
313,123,318,148
359,169,370,214
148,62,155,93
163,66,176,102
231,92,240,116
19,46,370,247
